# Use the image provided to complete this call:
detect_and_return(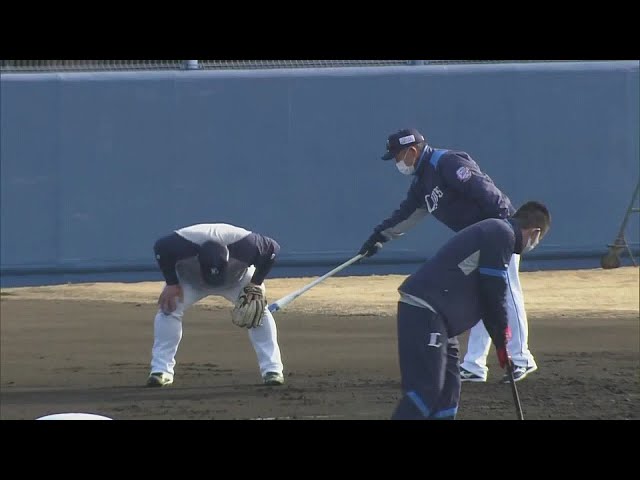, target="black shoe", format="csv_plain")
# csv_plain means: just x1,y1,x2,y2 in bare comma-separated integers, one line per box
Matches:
460,367,486,383
263,372,285,386
501,365,538,383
